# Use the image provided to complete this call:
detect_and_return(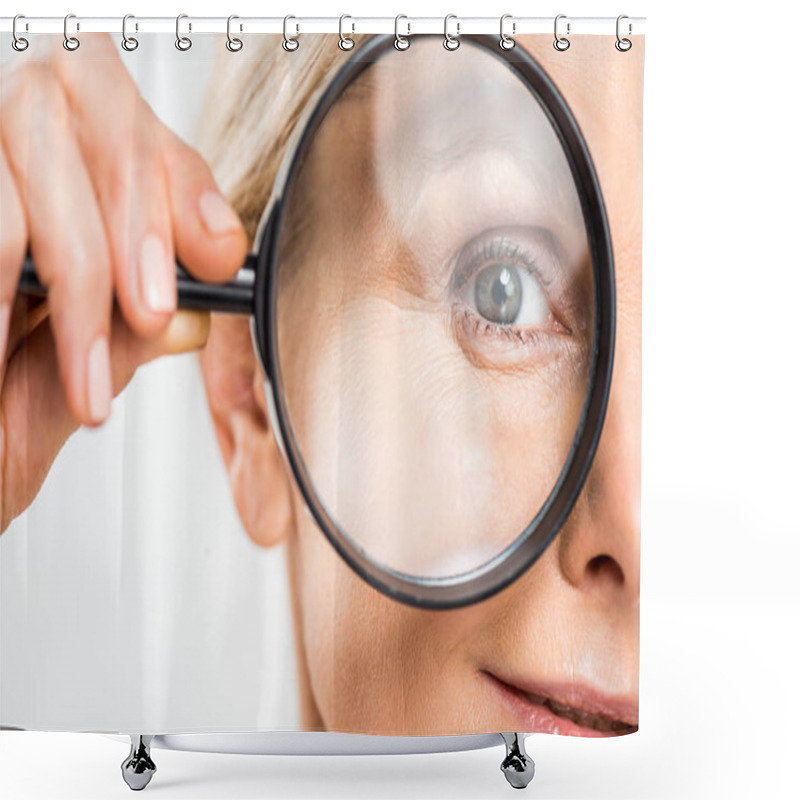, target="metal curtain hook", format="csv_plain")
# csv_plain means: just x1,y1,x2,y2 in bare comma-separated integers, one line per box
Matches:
339,14,355,50
122,14,139,51
443,14,460,51
615,14,632,51
63,13,79,51
554,14,571,51
12,14,29,51
227,14,243,51
283,15,299,51
499,14,515,50
394,14,410,50
175,14,192,51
